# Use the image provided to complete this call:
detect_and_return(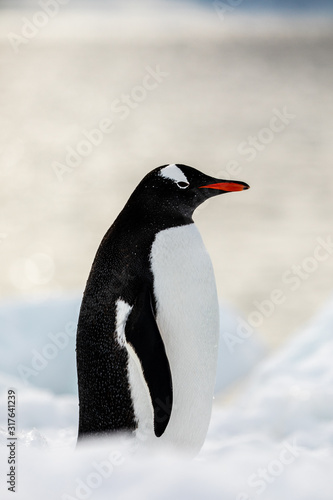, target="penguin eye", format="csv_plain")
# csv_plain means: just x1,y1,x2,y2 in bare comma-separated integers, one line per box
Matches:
177,181,190,189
